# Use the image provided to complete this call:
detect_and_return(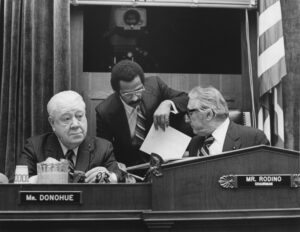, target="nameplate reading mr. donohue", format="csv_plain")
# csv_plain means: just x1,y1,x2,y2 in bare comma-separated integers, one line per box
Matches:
19,191,82,205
